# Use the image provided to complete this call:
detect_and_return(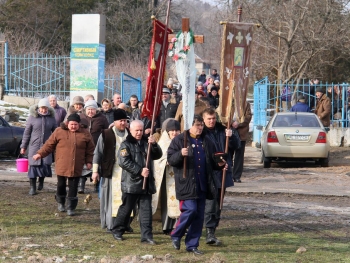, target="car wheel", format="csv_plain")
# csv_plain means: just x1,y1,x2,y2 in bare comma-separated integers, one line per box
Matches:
259,150,263,164
319,156,329,167
13,143,21,157
262,151,271,168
